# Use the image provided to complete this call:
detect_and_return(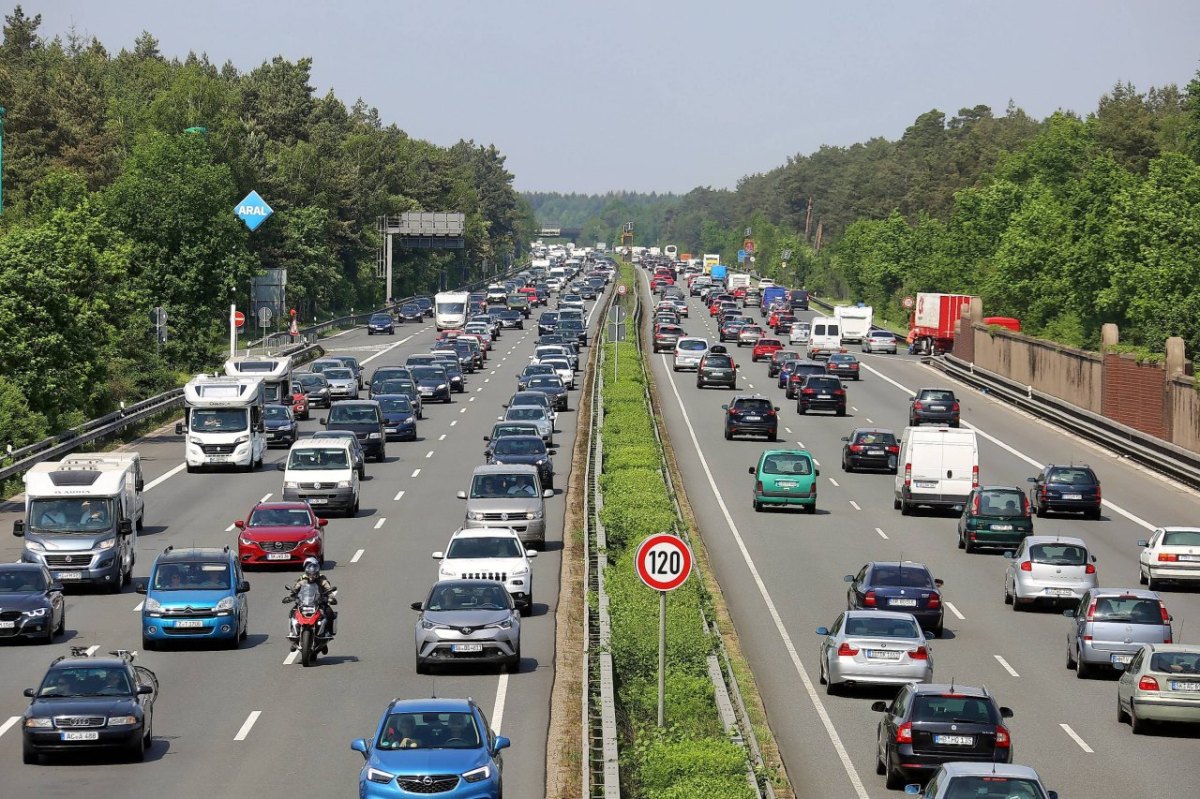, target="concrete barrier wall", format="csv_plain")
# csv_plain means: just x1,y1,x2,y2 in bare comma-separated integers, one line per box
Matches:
1170,376,1200,453
969,324,1104,414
